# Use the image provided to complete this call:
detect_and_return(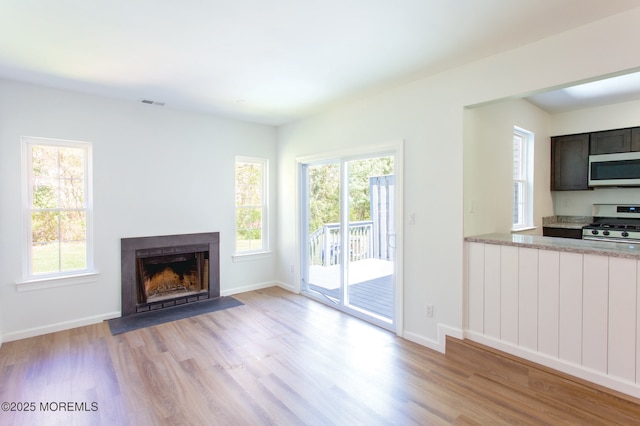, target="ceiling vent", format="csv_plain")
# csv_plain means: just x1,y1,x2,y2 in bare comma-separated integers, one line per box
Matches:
140,99,165,106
